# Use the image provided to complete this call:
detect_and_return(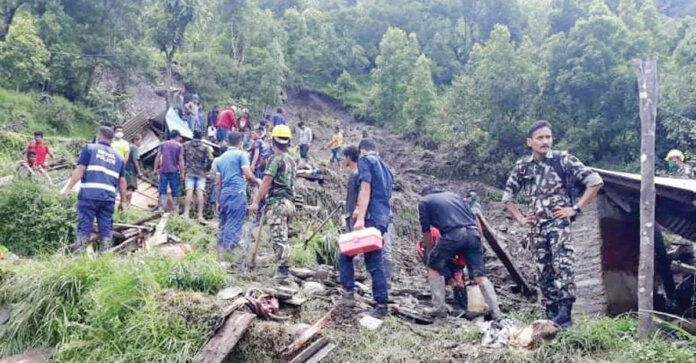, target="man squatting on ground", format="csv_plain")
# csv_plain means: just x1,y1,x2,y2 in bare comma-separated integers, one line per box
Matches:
418,186,503,319
503,120,603,327
61,126,127,252
250,125,297,284
215,131,261,253
339,139,394,318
